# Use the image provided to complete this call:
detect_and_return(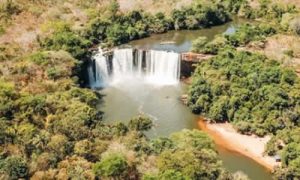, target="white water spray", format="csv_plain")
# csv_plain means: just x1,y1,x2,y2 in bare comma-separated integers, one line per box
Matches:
146,50,180,85
89,48,110,88
88,48,180,88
